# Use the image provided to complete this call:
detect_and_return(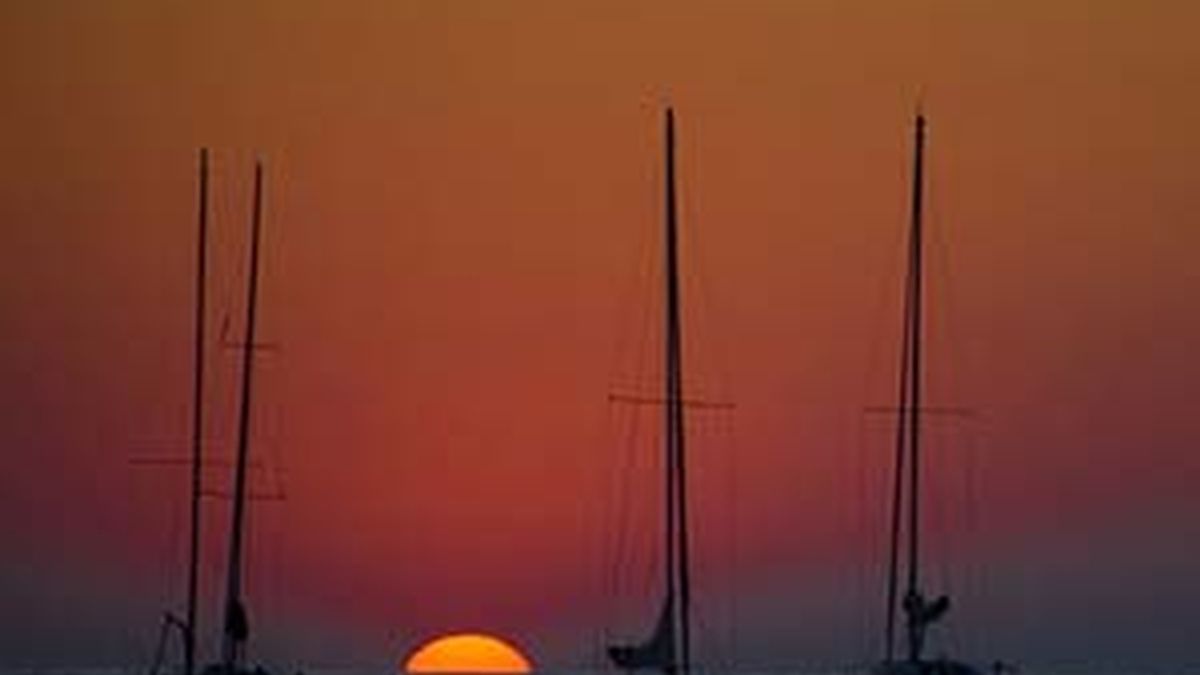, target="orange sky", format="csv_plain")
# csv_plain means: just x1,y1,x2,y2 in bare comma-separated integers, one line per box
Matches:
2,1,1200,670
